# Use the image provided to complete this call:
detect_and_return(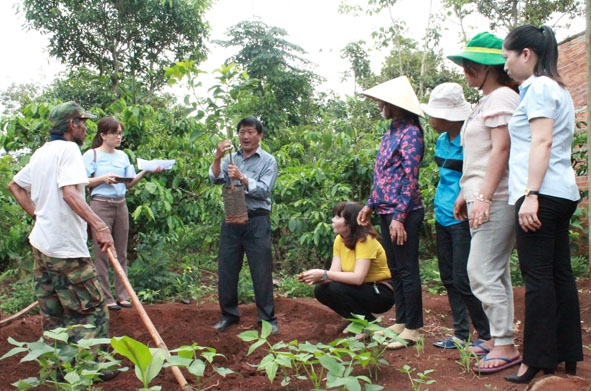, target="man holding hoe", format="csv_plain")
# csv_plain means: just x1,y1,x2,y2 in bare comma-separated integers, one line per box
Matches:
9,101,118,383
